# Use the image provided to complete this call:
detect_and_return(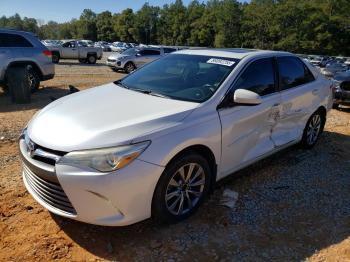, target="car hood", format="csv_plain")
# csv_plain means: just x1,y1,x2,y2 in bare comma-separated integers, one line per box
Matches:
27,83,198,152
108,53,131,60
